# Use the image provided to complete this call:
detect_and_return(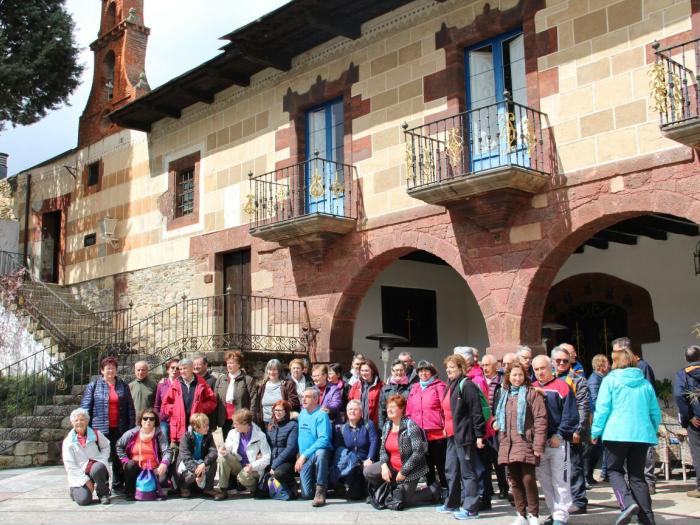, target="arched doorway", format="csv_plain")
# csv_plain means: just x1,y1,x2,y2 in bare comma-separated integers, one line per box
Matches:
543,273,660,373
